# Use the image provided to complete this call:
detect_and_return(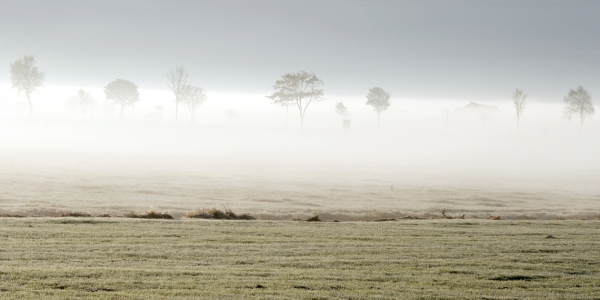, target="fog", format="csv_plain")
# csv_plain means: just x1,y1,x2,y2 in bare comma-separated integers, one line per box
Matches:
1,84,599,219
1,1,599,219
